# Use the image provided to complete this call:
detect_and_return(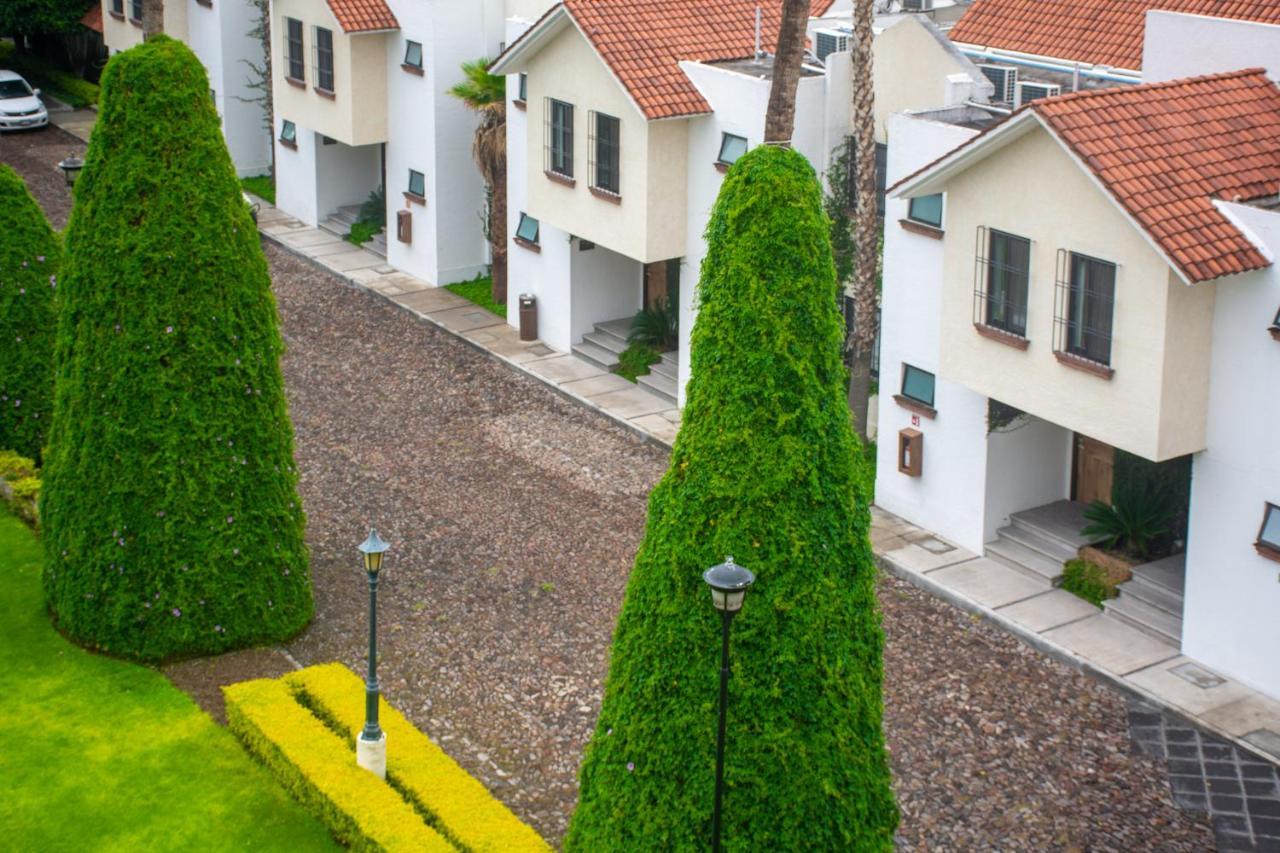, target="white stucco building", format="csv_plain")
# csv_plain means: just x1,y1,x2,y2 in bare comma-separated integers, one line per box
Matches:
99,0,273,177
